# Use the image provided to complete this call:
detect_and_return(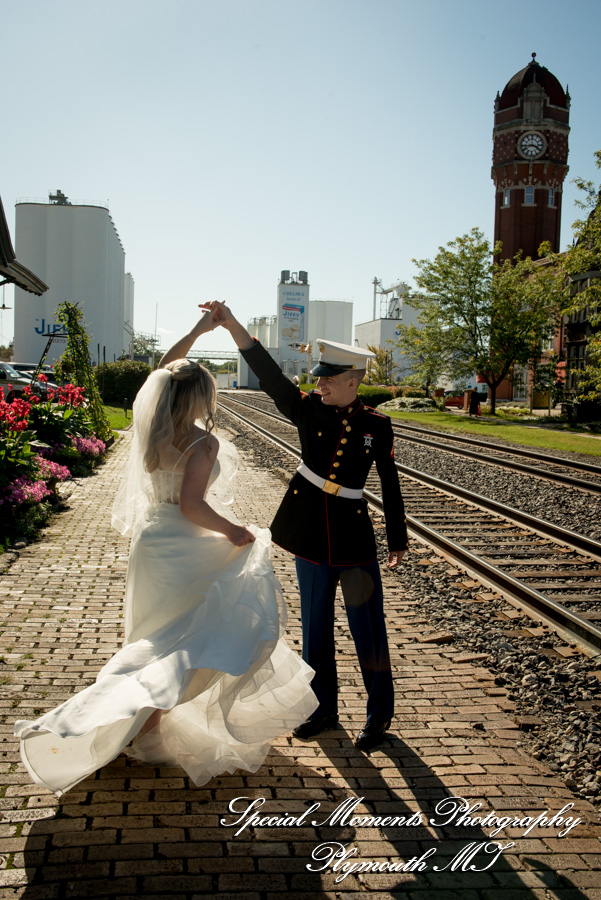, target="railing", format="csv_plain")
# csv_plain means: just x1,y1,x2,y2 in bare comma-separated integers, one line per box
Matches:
16,197,109,209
